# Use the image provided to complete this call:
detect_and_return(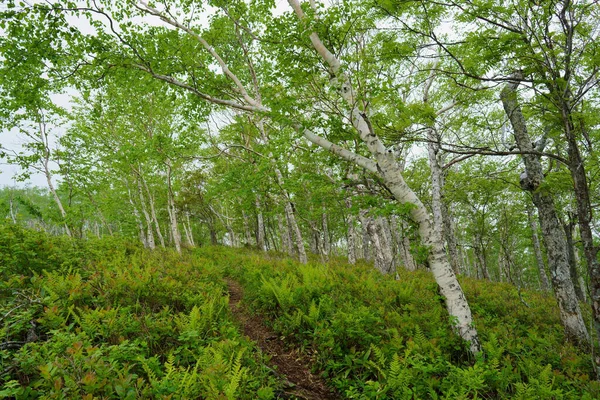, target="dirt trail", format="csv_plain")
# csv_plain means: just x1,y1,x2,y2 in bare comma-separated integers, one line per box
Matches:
227,280,339,400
